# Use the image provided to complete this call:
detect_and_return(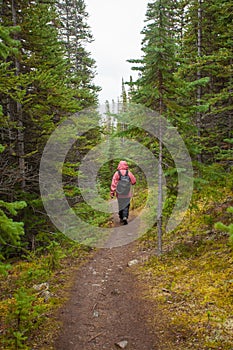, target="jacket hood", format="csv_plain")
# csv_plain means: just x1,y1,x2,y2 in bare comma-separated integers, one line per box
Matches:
117,160,128,170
